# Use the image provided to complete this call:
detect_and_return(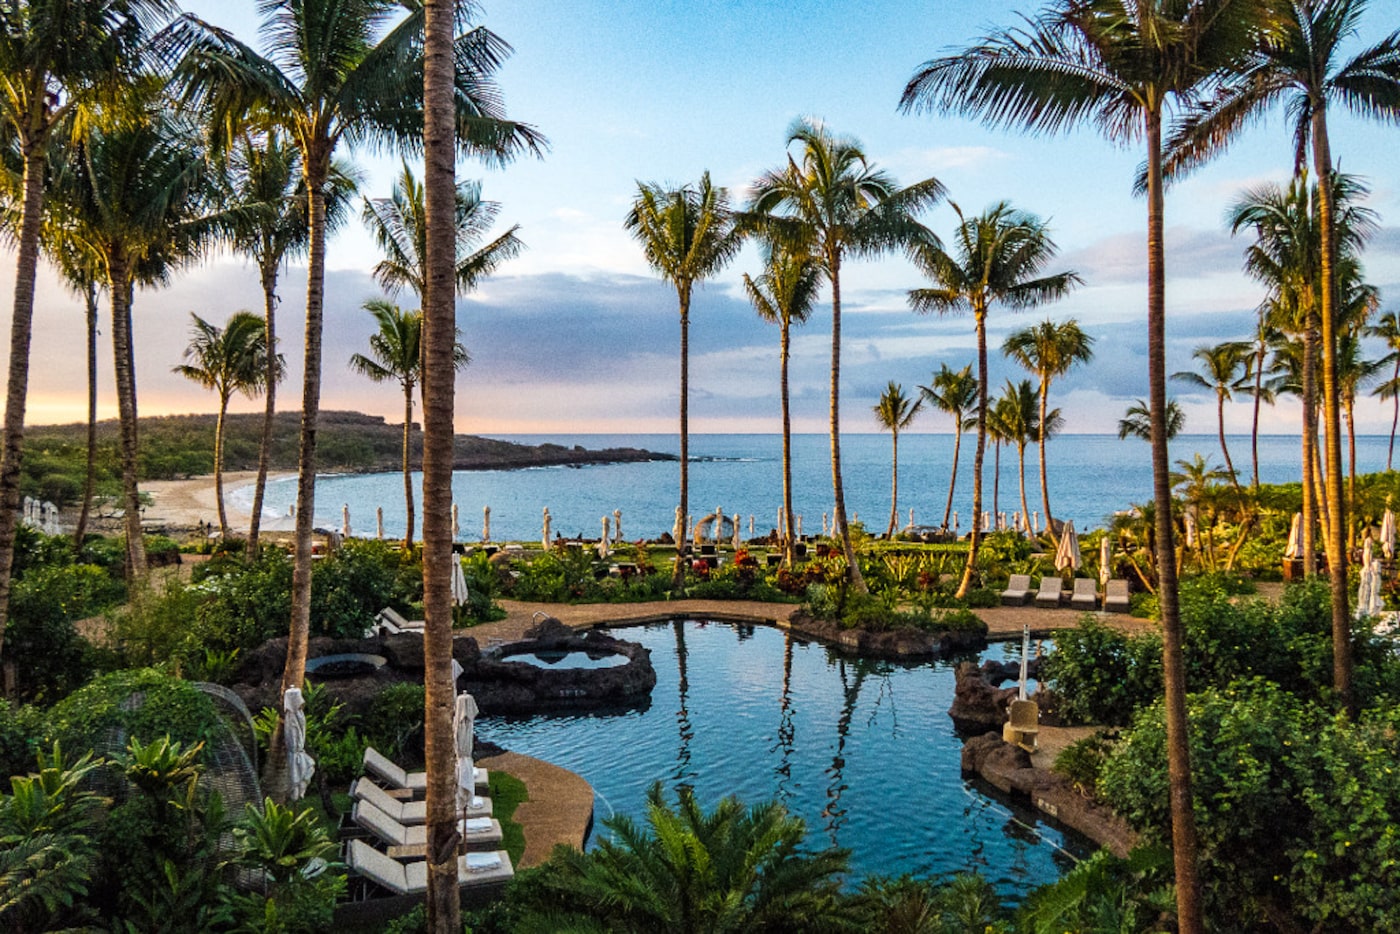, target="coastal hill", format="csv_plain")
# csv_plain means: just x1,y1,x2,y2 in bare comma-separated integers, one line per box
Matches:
22,411,672,505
